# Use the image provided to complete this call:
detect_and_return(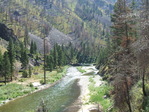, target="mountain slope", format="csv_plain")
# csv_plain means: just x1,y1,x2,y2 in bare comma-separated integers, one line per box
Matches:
0,0,116,53
29,28,72,53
